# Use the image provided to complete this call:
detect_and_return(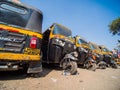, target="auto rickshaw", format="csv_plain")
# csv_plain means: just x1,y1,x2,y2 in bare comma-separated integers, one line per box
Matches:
89,42,107,69
0,0,43,75
115,58,120,65
74,36,96,71
99,45,117,68
112,49,120,65
42,23,78,75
